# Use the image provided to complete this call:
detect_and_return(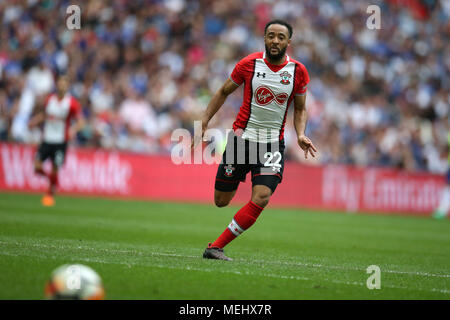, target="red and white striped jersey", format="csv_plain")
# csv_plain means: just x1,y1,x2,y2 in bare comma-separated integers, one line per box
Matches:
43,93,81,144
230,52,309,143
